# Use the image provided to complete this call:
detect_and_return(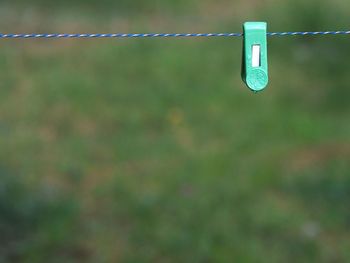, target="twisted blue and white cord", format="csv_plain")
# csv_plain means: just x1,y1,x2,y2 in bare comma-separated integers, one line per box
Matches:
0,31,349,39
